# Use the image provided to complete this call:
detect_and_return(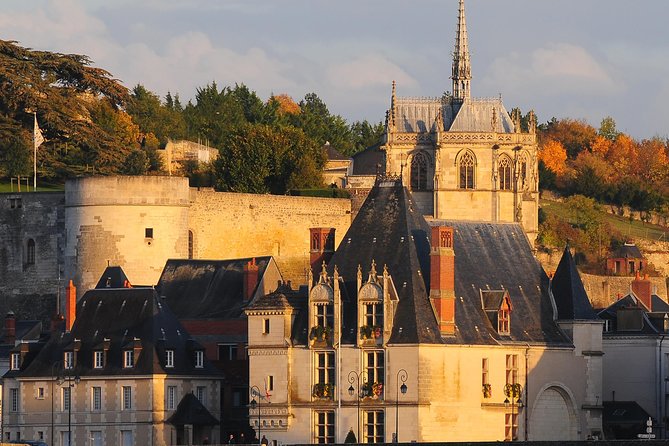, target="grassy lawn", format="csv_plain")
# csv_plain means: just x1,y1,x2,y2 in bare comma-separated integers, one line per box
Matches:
0,181,64,193
540,199,669,242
